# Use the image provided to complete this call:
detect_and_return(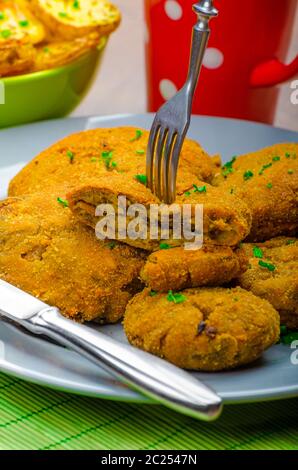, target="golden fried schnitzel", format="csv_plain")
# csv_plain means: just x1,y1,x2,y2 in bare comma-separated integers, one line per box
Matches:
237,237,298,330
0,194,145,323
67,173,252,250
141,245,248,292
124,287,279,371
213,143,298,242
9,127,220,198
